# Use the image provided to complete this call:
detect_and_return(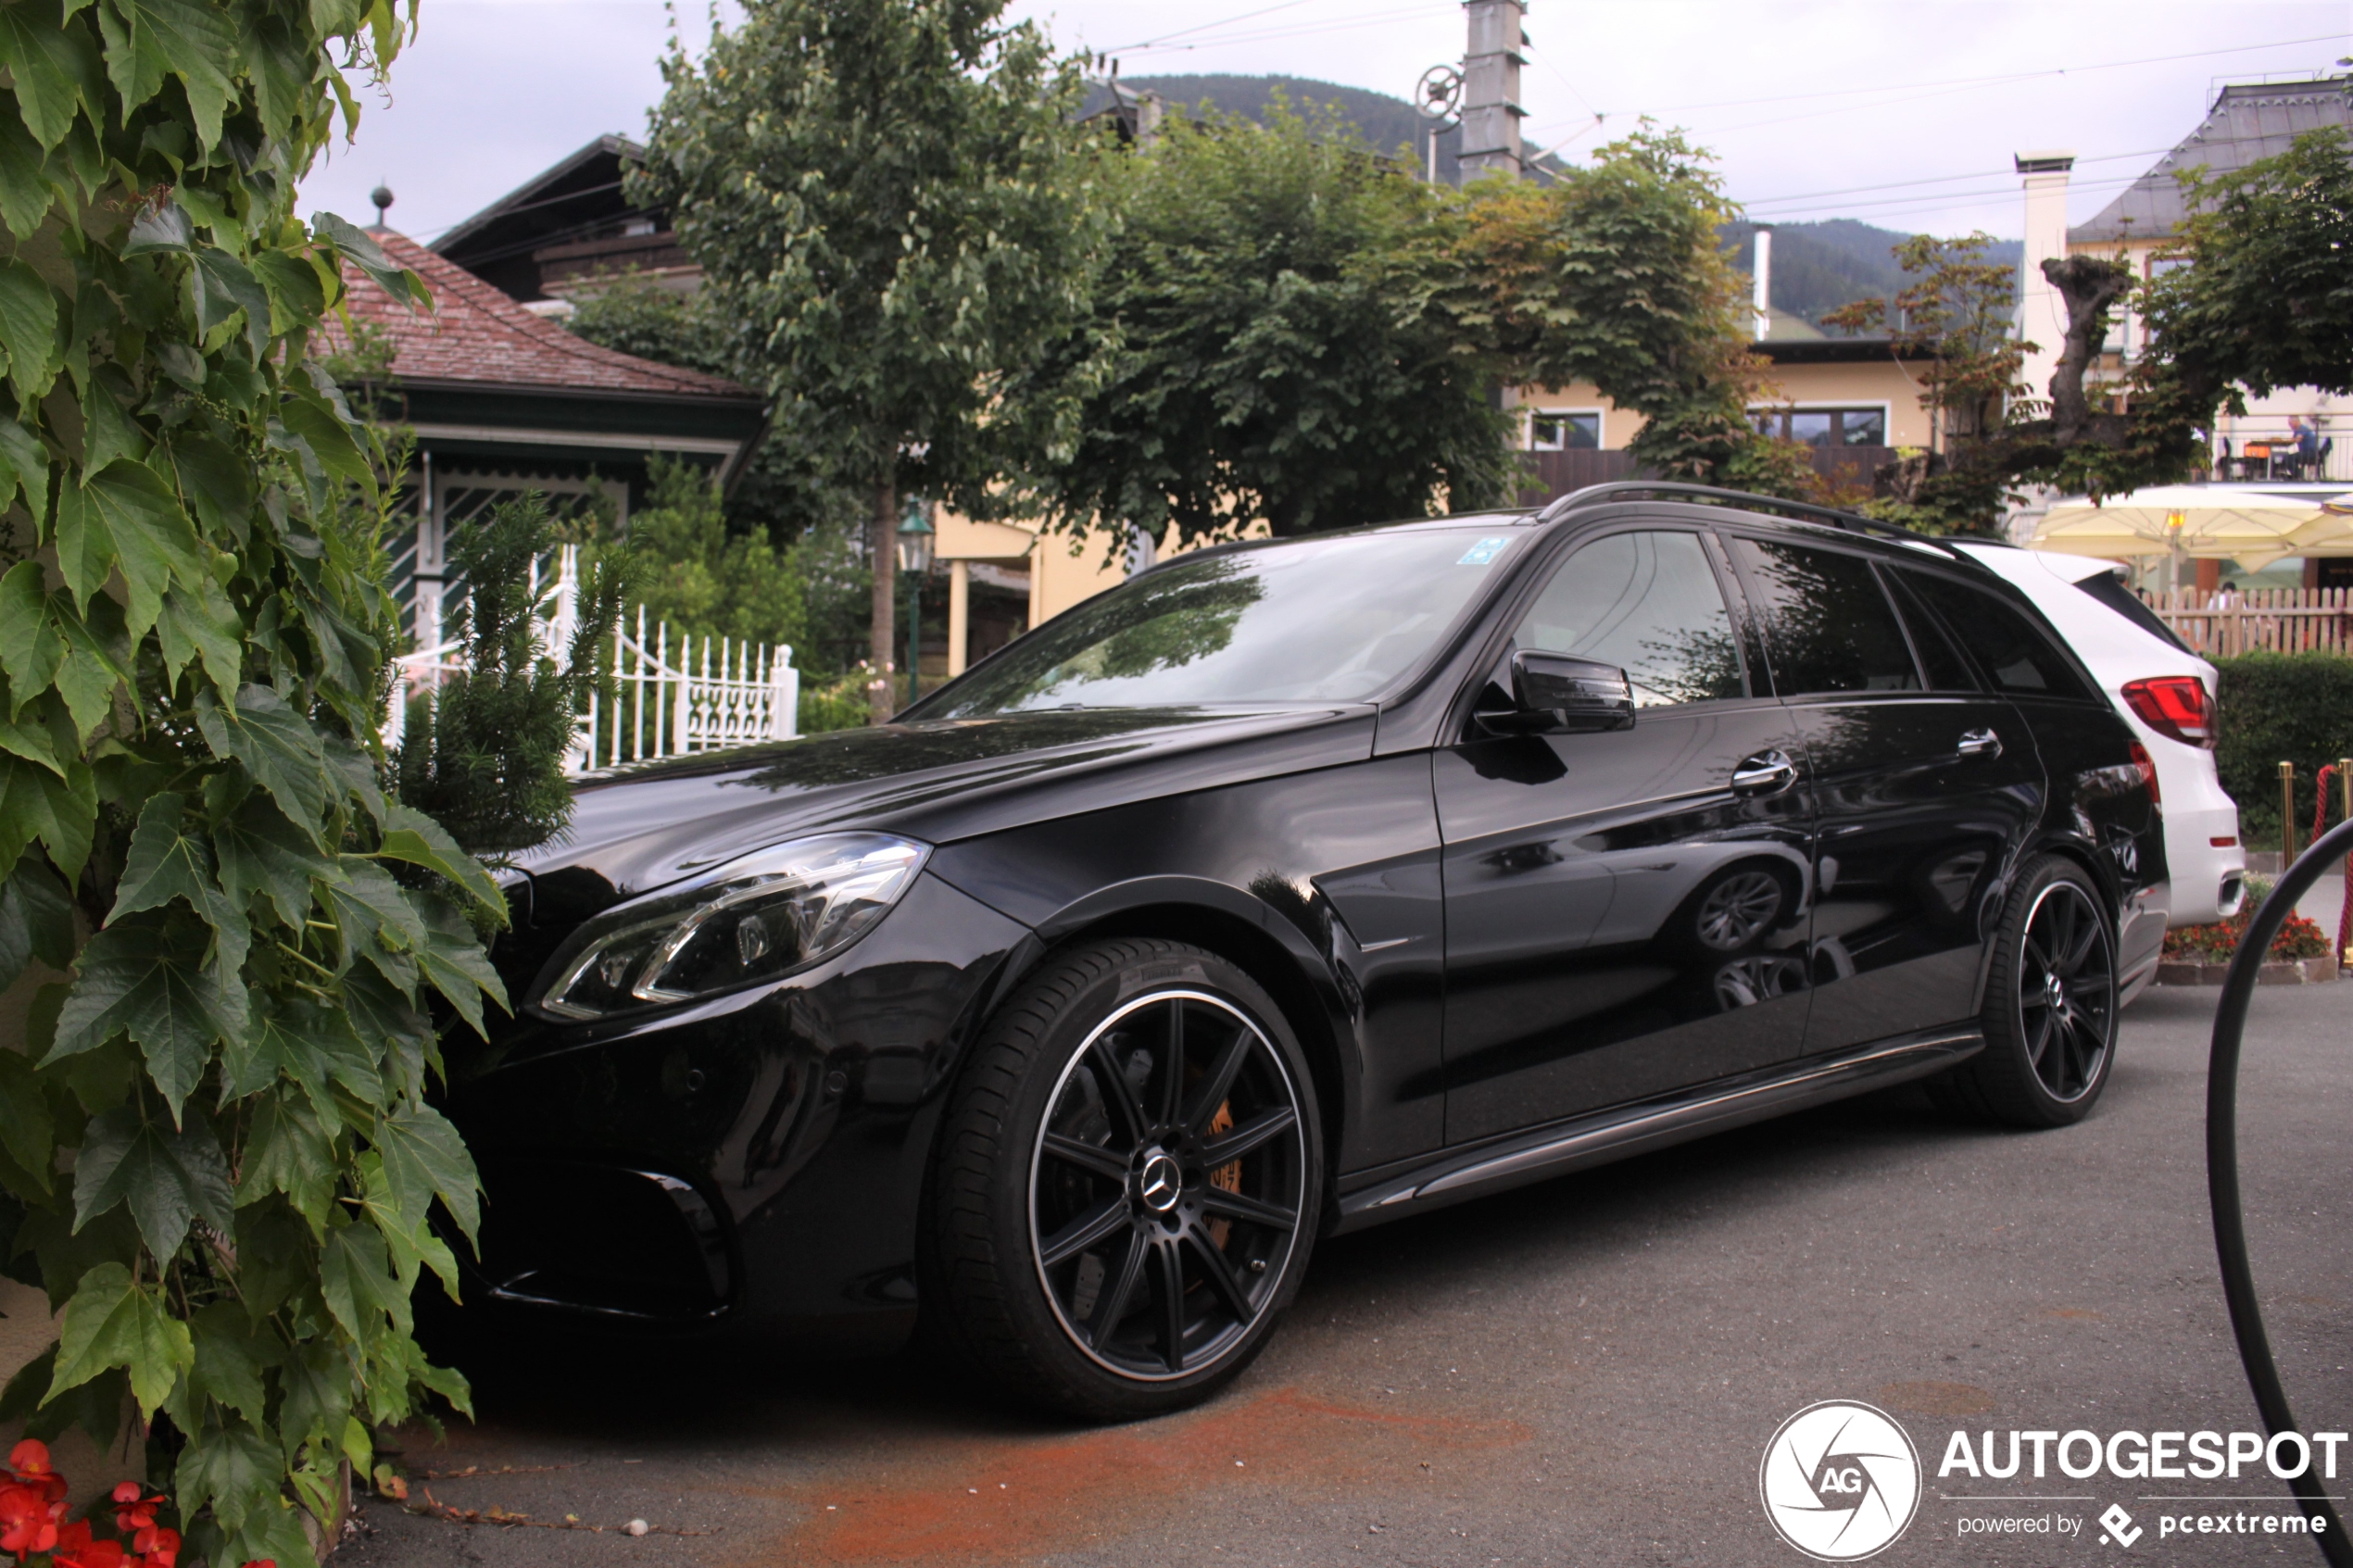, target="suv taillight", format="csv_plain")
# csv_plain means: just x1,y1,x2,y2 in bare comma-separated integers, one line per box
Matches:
2130,740,2160,809
2120,675,2215,748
